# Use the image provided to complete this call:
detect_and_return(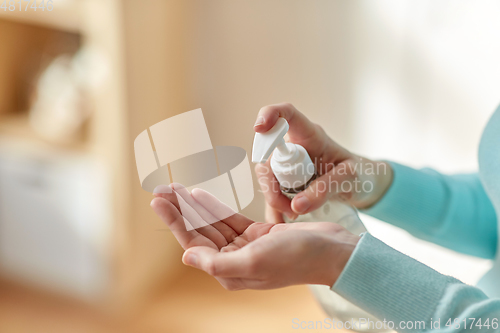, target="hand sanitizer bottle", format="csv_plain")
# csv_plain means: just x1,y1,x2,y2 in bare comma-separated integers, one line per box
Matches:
252,118,390,333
